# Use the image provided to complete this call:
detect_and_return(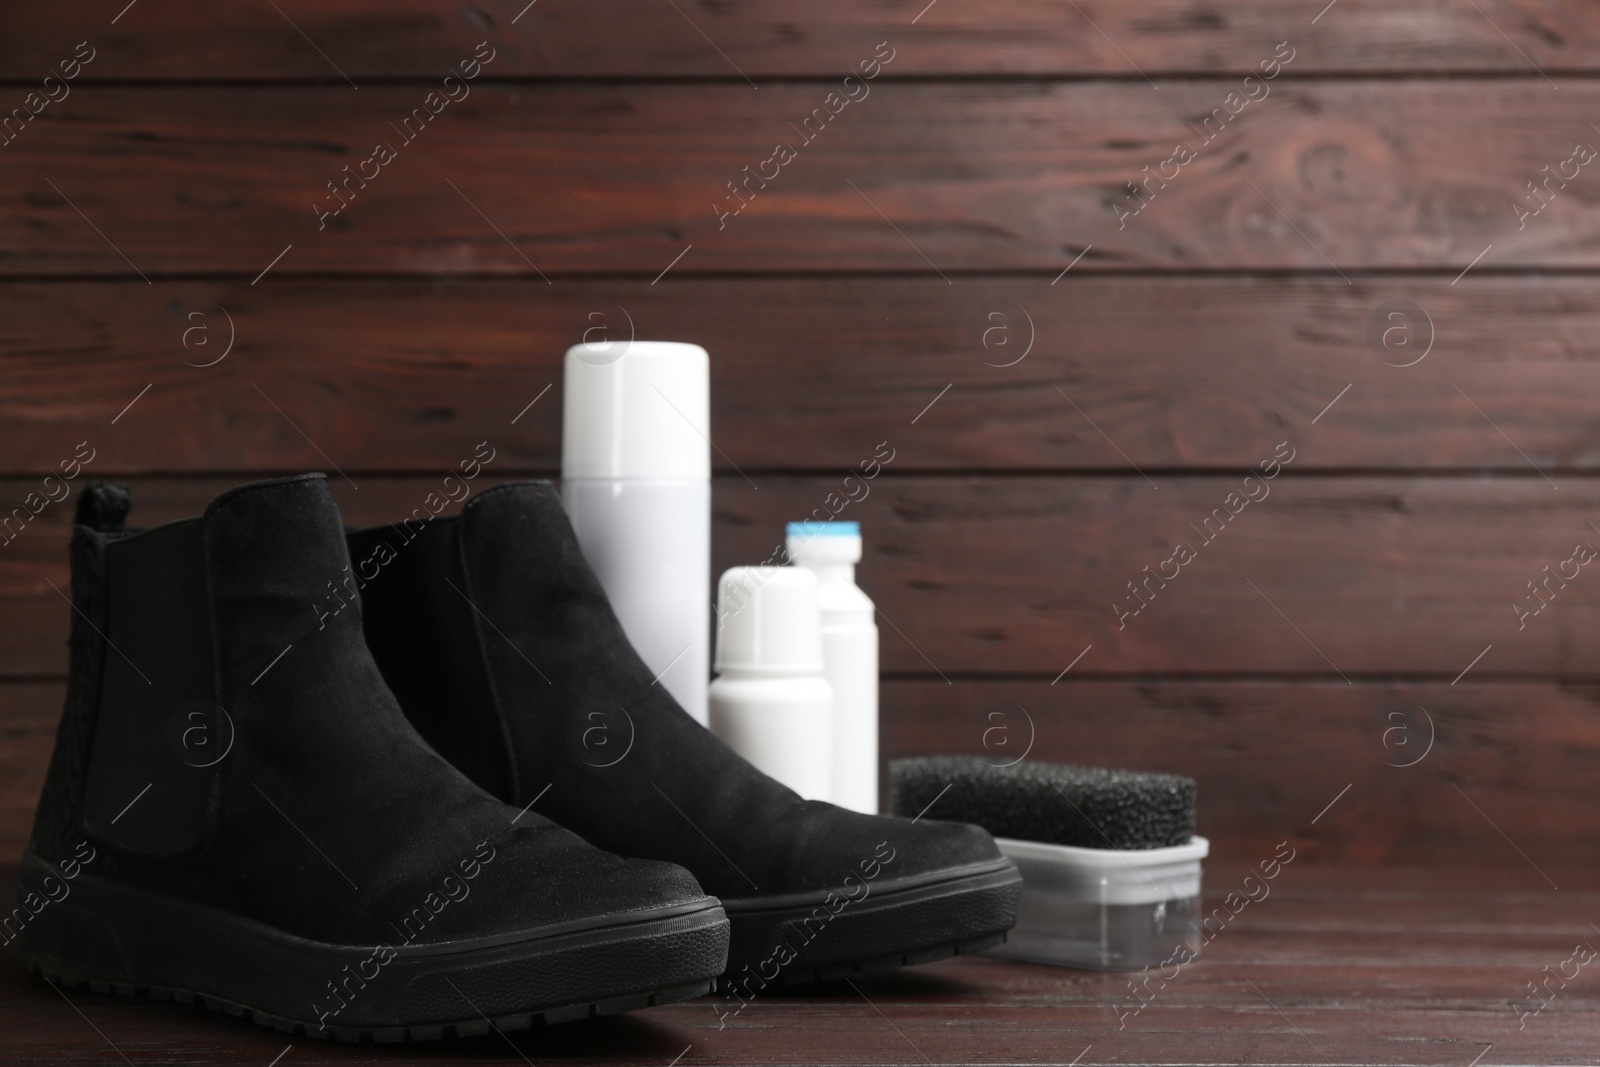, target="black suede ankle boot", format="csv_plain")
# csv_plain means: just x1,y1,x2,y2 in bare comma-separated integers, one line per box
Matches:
349,481,1020,991
18,475,730,1040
